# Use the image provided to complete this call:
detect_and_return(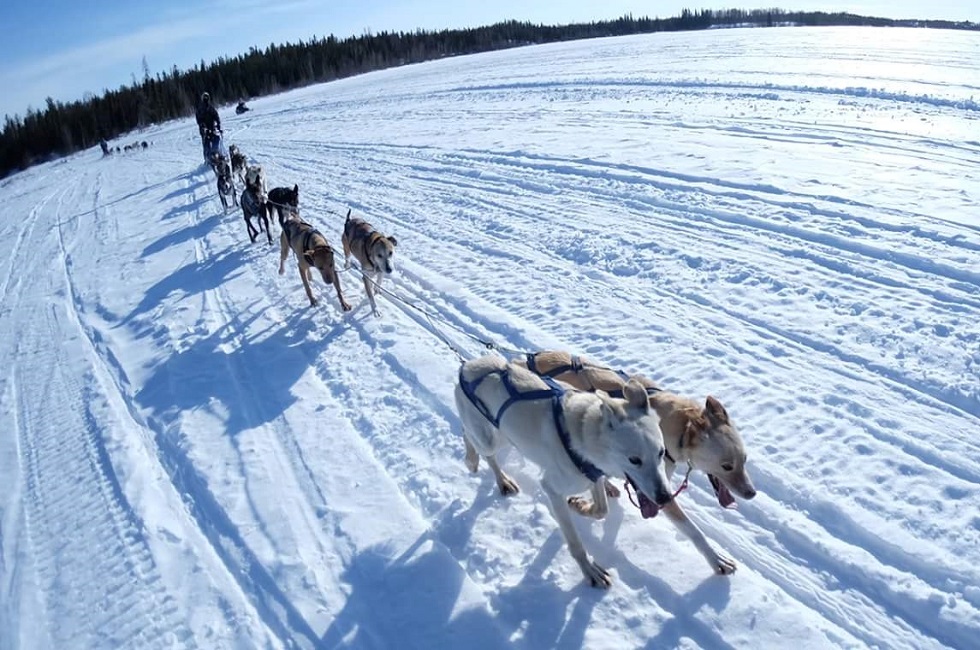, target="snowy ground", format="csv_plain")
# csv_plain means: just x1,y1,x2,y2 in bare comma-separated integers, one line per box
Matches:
1,25,978,650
